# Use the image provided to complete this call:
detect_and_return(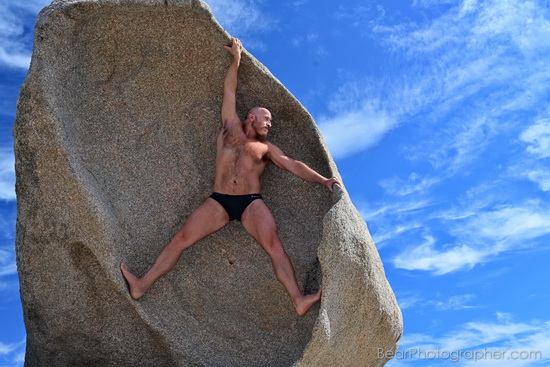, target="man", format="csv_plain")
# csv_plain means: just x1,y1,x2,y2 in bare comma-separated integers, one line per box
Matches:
121,38,340,316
